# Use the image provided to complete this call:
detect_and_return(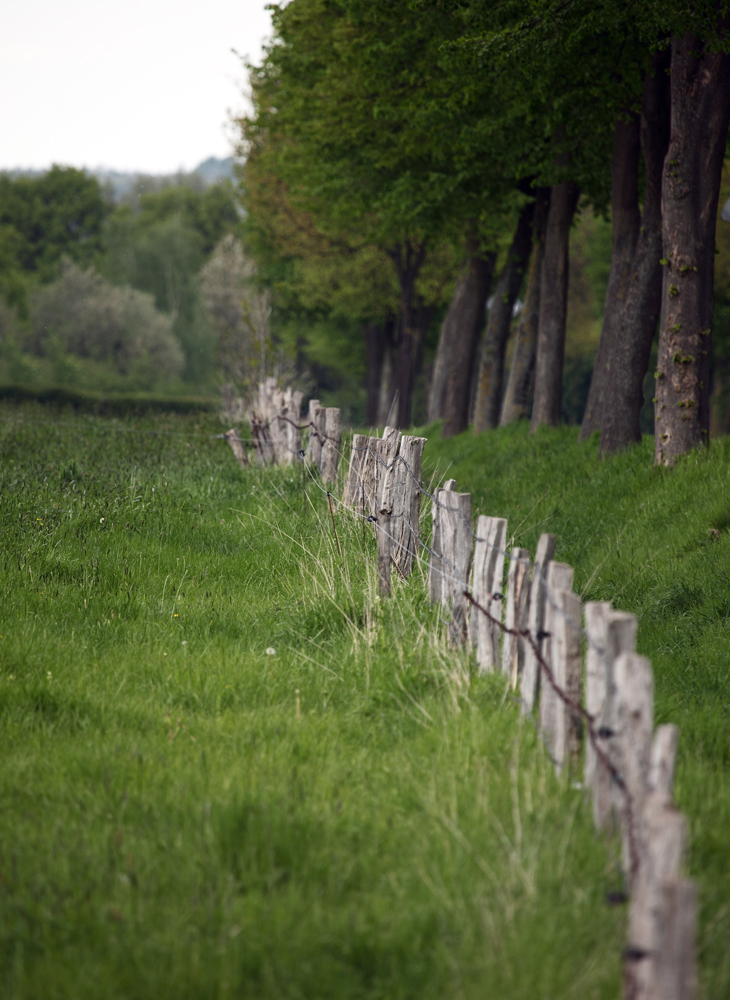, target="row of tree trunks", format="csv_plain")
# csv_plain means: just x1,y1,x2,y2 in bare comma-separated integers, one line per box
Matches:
599,52,671,455
580,112,642,440
654,30,730,465
473,197,535,432
428,241,496,430
440,249,496,437
500,187,550,425
530,178,580,430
